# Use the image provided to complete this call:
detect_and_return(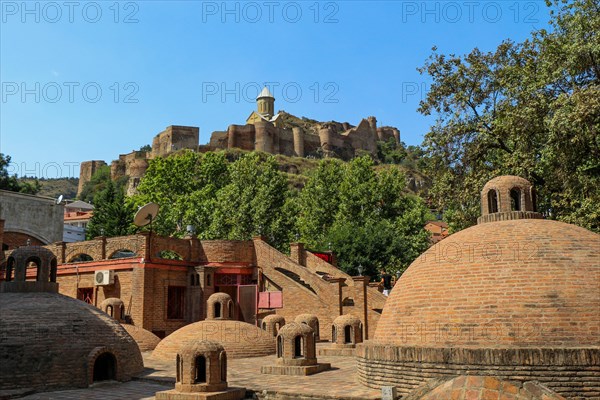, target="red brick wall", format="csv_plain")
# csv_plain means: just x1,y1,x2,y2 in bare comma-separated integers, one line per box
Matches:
3,231,44,249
